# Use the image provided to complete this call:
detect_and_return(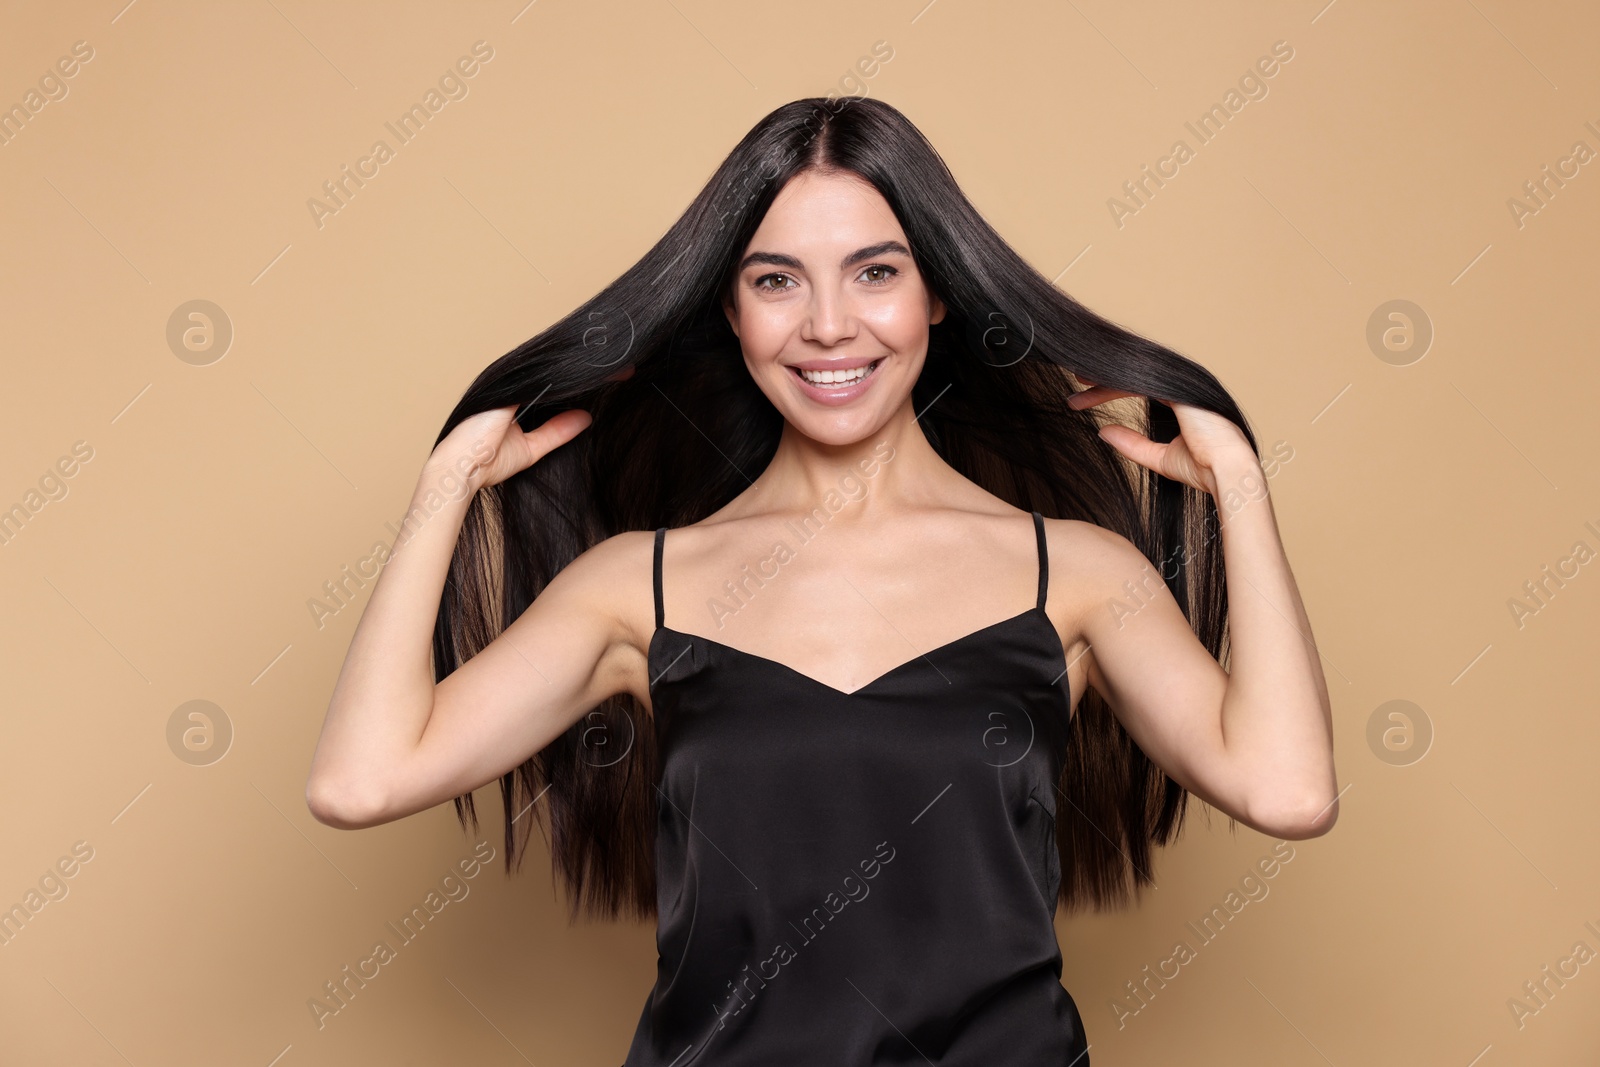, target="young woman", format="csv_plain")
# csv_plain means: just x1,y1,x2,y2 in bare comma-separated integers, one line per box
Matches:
306,96,1337,1064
